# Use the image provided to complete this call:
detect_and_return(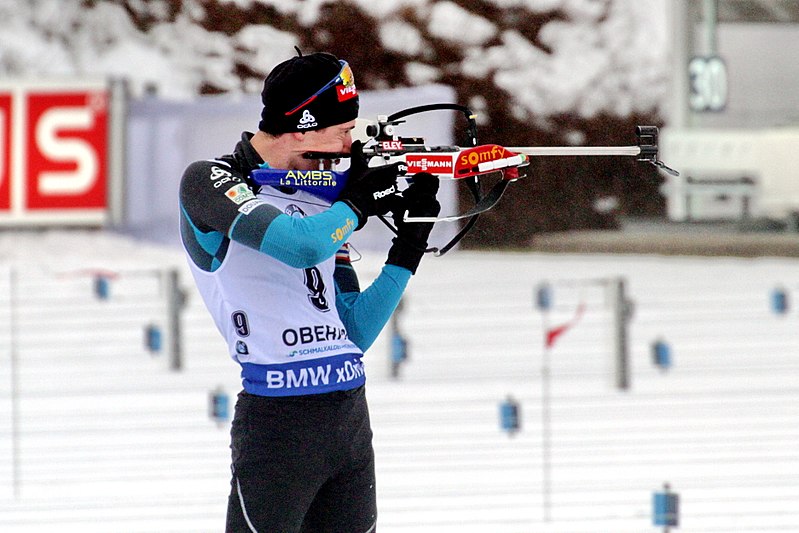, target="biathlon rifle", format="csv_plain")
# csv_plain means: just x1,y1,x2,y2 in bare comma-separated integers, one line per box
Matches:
304,103,676,255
